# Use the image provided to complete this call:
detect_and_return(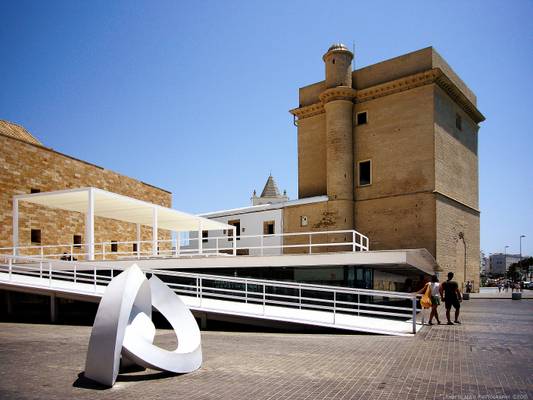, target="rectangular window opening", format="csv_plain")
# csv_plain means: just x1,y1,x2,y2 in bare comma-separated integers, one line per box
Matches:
132,243,138,252
111,240,118,253
202,230,209,243
456,113,462,130
358,160,372,186
73,234,82,248
227,220,241,241
31,229,41,244
30,188,41,194
356,111,368,126
263,221,275,235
